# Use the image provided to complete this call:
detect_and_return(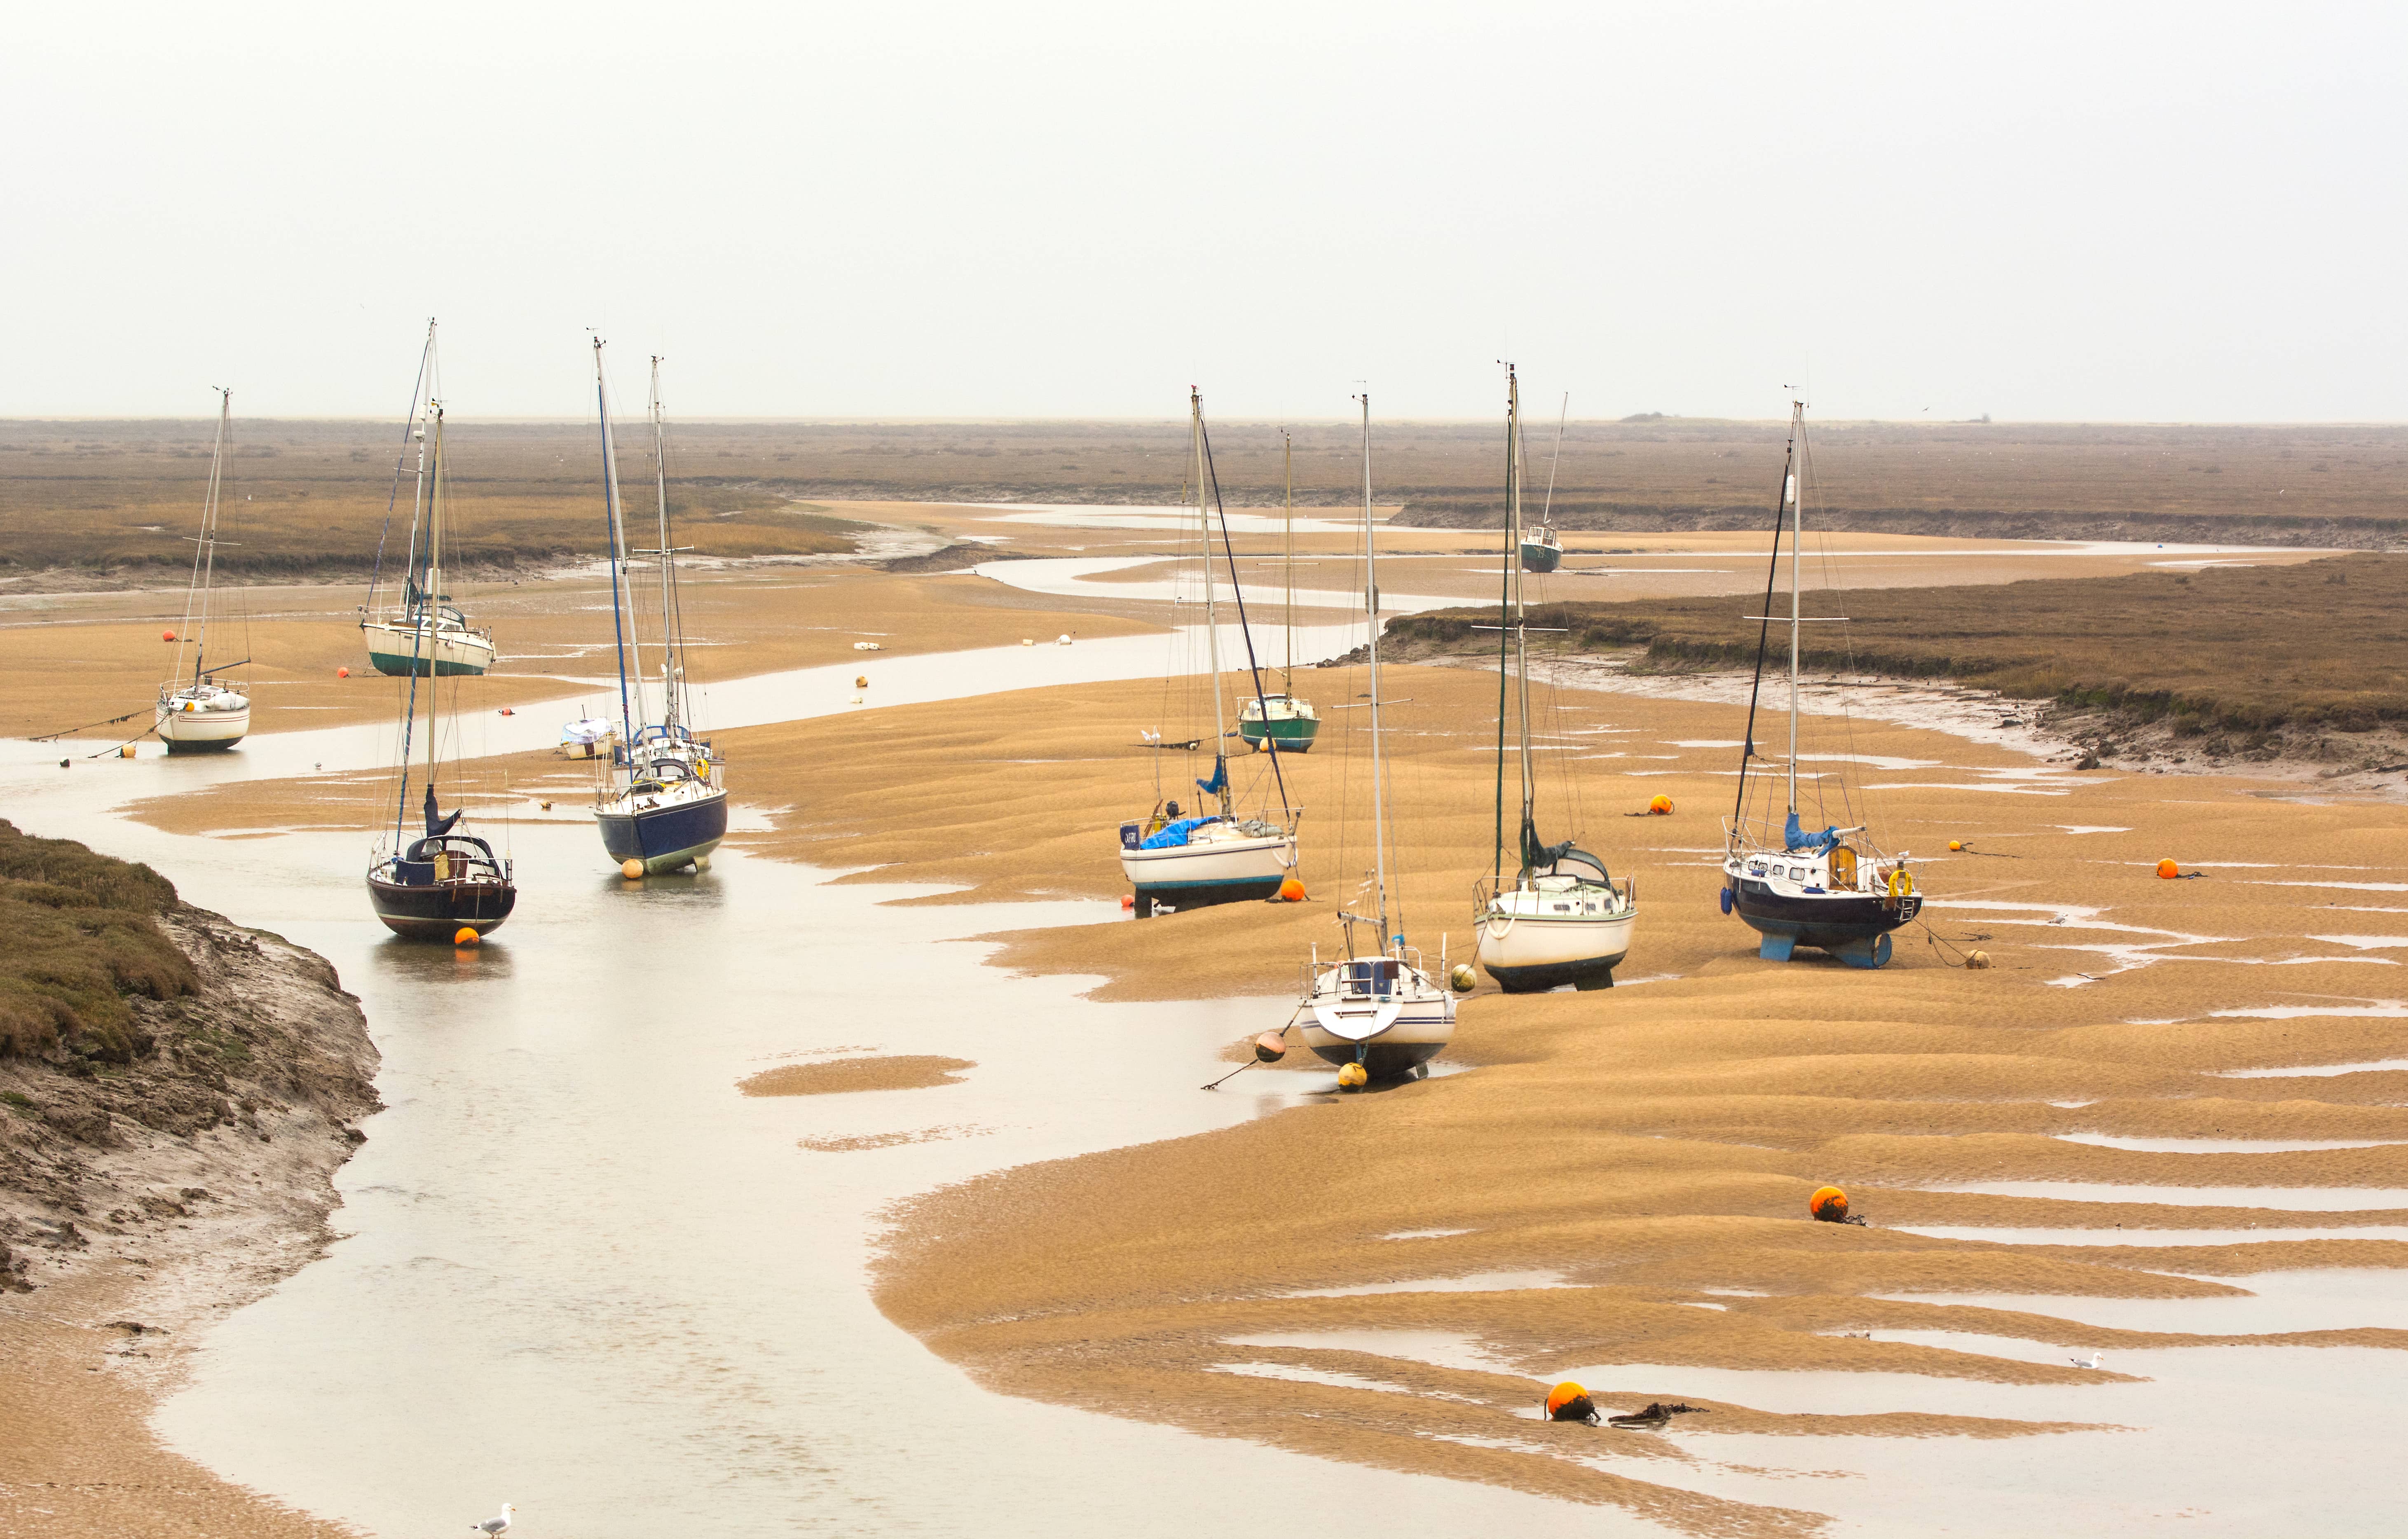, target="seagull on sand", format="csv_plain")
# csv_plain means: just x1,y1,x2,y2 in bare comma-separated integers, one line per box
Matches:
471,1502,515,1537
2071,1352,2103,1370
